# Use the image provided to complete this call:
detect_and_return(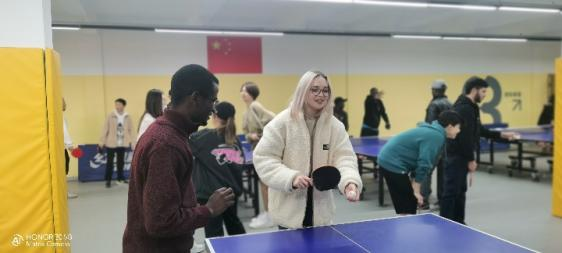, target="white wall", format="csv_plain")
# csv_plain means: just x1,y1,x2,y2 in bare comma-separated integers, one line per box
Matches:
0,0,53,48
346,38,556,74
263,35,349,74
53,30,103,74
53,30,559,75
100,31,208,75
